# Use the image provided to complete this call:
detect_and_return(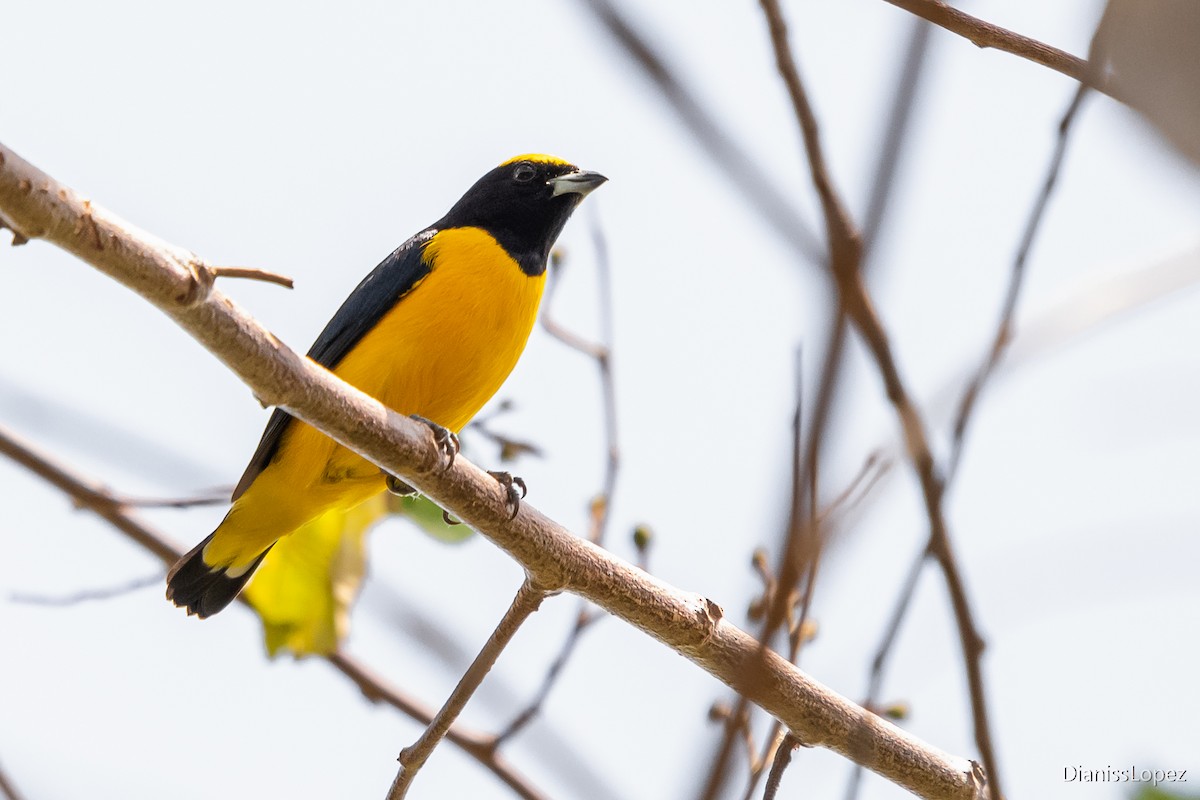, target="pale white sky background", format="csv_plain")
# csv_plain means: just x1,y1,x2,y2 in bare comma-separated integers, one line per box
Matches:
2,2,1199,799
